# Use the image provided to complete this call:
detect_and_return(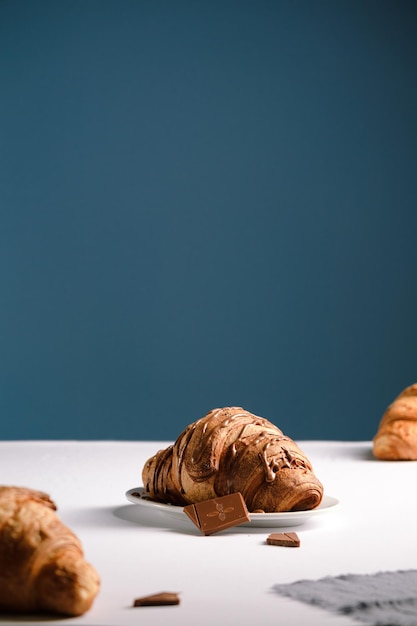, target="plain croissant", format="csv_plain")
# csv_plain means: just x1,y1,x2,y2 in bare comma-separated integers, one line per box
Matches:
0,486,100,616
373,383,417,460
142,407,323,512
